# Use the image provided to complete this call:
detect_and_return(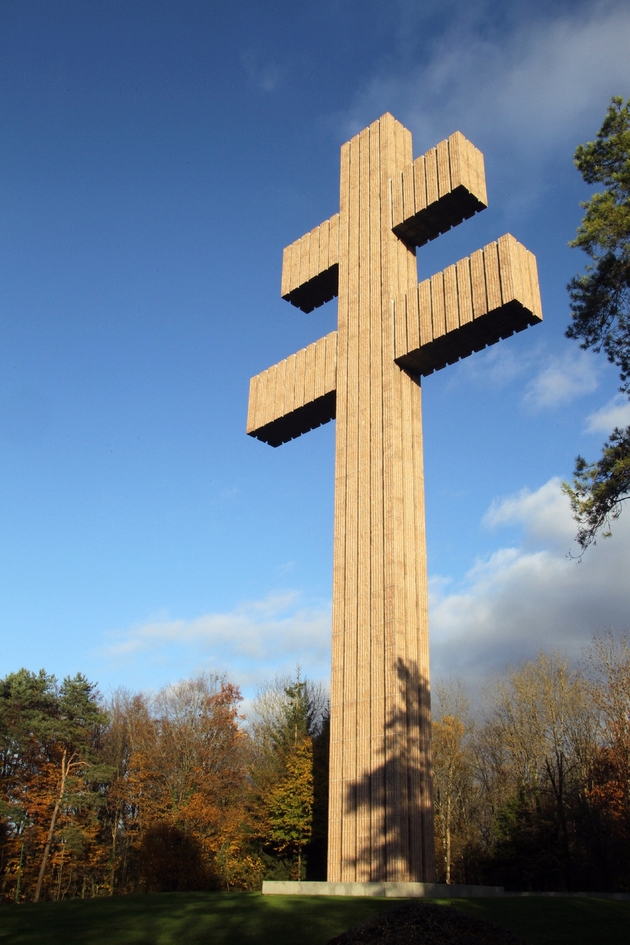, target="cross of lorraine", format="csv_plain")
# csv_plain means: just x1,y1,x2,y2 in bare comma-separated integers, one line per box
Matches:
246,113,542,883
